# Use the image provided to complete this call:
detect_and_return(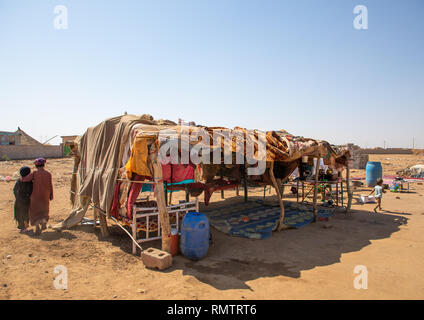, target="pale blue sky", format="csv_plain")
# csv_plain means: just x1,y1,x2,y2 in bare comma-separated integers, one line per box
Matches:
1,0,423,147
